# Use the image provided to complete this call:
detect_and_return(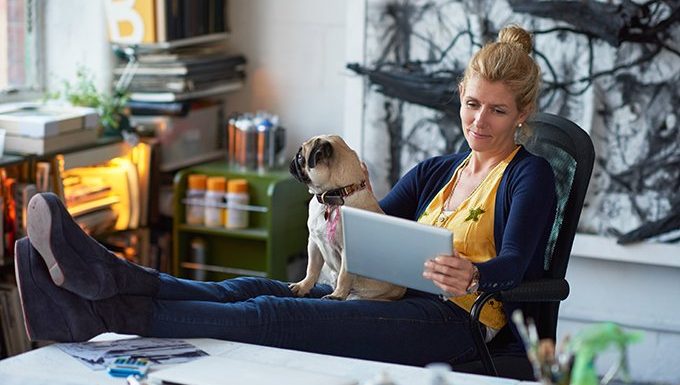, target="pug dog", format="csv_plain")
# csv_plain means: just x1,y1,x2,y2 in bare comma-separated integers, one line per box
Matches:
289,134,406,301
